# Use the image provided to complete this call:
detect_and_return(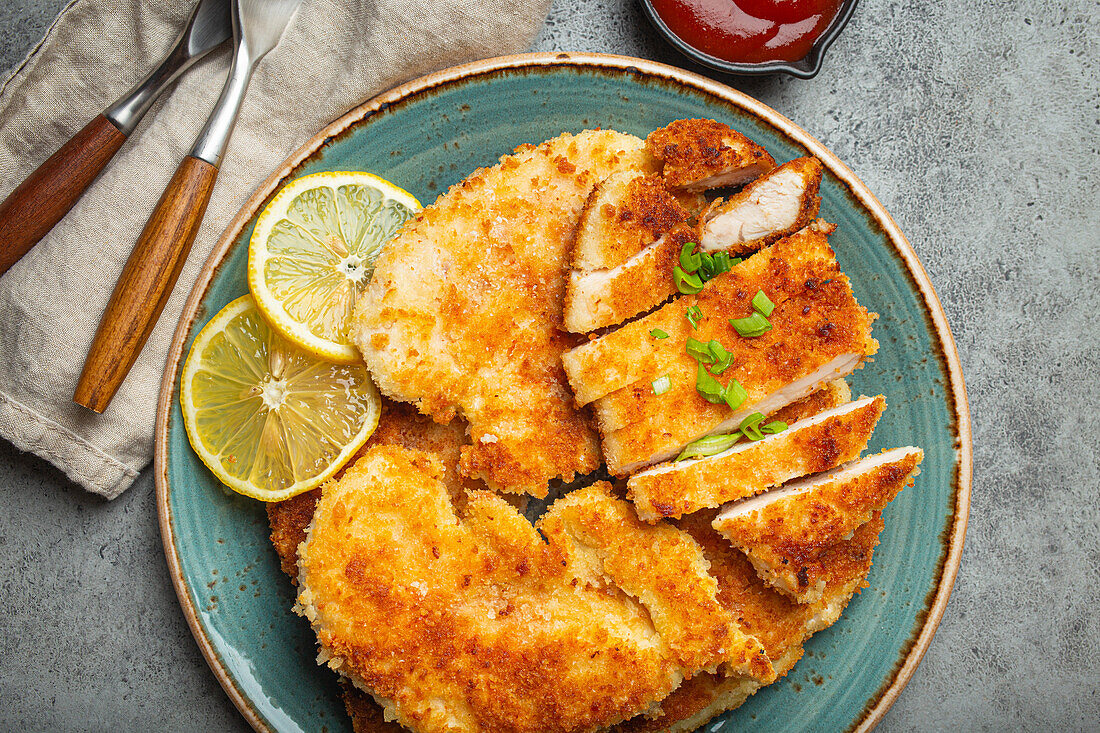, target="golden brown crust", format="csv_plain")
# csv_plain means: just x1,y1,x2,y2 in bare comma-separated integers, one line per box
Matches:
715,449,921,603
297,446,773,733
541,483,773,679
698,157,823,254
627,395,884,522
268,400,482,733
646,119,776,191
341,680,406,733
564,223,695,333
769,378,851,425
352,130,656,497
268,489,322,580
562,223,879,473
612,513,883,732
572,172,687,272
